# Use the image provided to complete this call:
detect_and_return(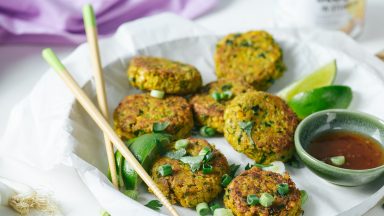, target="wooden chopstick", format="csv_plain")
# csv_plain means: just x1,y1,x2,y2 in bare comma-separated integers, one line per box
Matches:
82,5,118,189
42,49,179,216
